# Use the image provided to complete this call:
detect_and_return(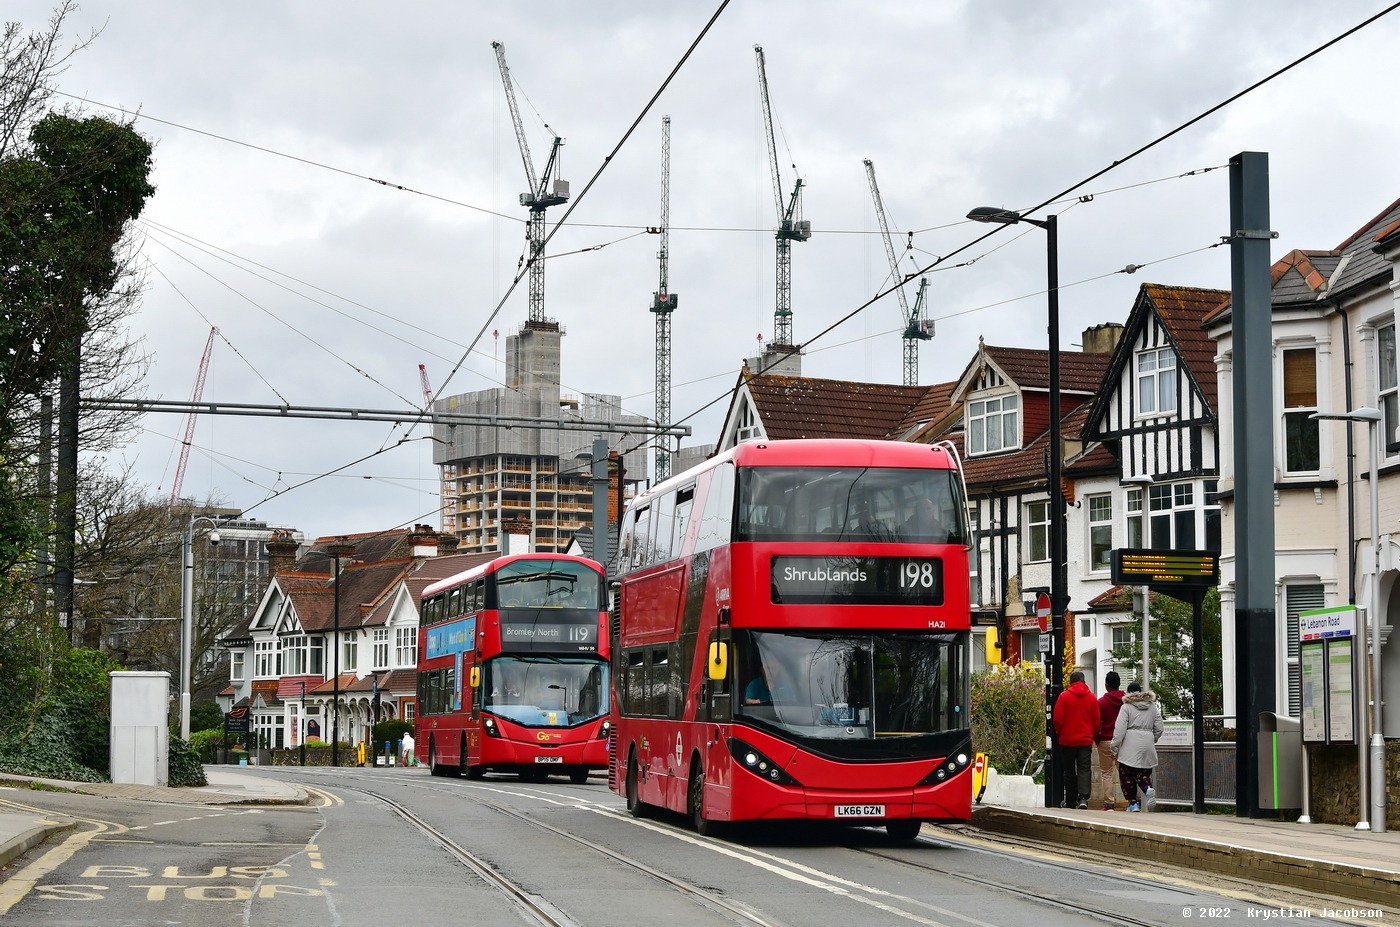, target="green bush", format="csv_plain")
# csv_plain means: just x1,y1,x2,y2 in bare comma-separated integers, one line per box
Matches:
189,728,224,761
190,700,223,734
971,663,1047,778
168,735,206,787
0,647,119,782
372,720,414,755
